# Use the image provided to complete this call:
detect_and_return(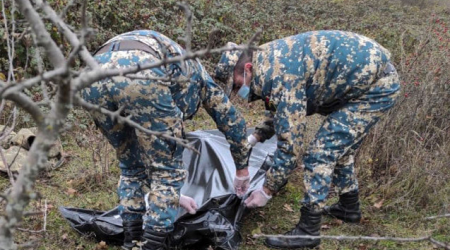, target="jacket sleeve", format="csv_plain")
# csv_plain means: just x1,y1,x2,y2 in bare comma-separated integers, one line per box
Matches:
200,73,251,170
264,77,307,192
